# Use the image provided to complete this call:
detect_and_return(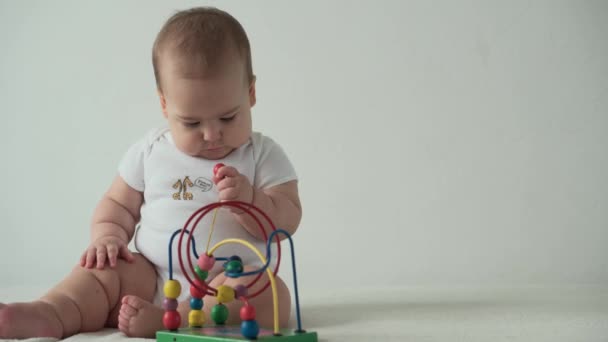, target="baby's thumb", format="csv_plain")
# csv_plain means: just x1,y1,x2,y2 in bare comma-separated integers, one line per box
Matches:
120,245,135,262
